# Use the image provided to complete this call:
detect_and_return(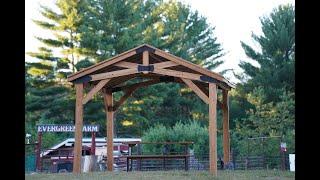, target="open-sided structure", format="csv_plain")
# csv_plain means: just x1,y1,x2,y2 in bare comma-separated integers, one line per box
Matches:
67,44,235,175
